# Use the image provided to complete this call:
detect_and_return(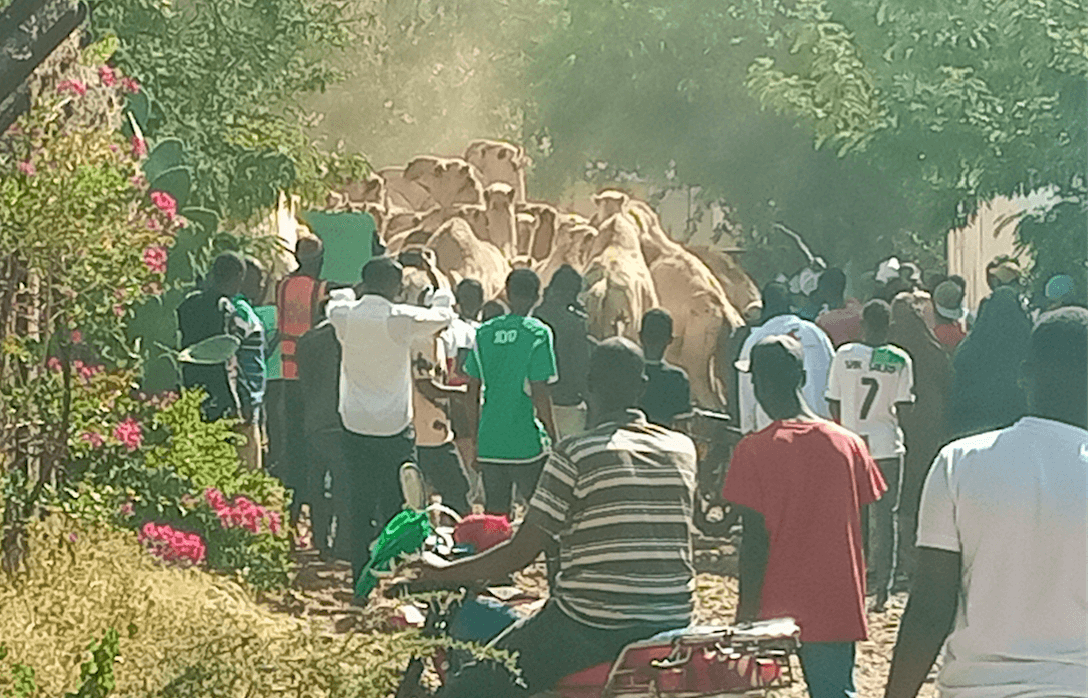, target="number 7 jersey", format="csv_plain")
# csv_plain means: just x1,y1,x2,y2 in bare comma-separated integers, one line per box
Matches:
826,343,915,459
